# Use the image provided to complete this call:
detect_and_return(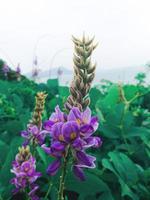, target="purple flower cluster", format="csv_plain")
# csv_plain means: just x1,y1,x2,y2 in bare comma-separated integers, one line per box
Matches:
16,64,21,74
2,63,10,77
21,124,48,146
11,147,41,200
42,106,102,181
